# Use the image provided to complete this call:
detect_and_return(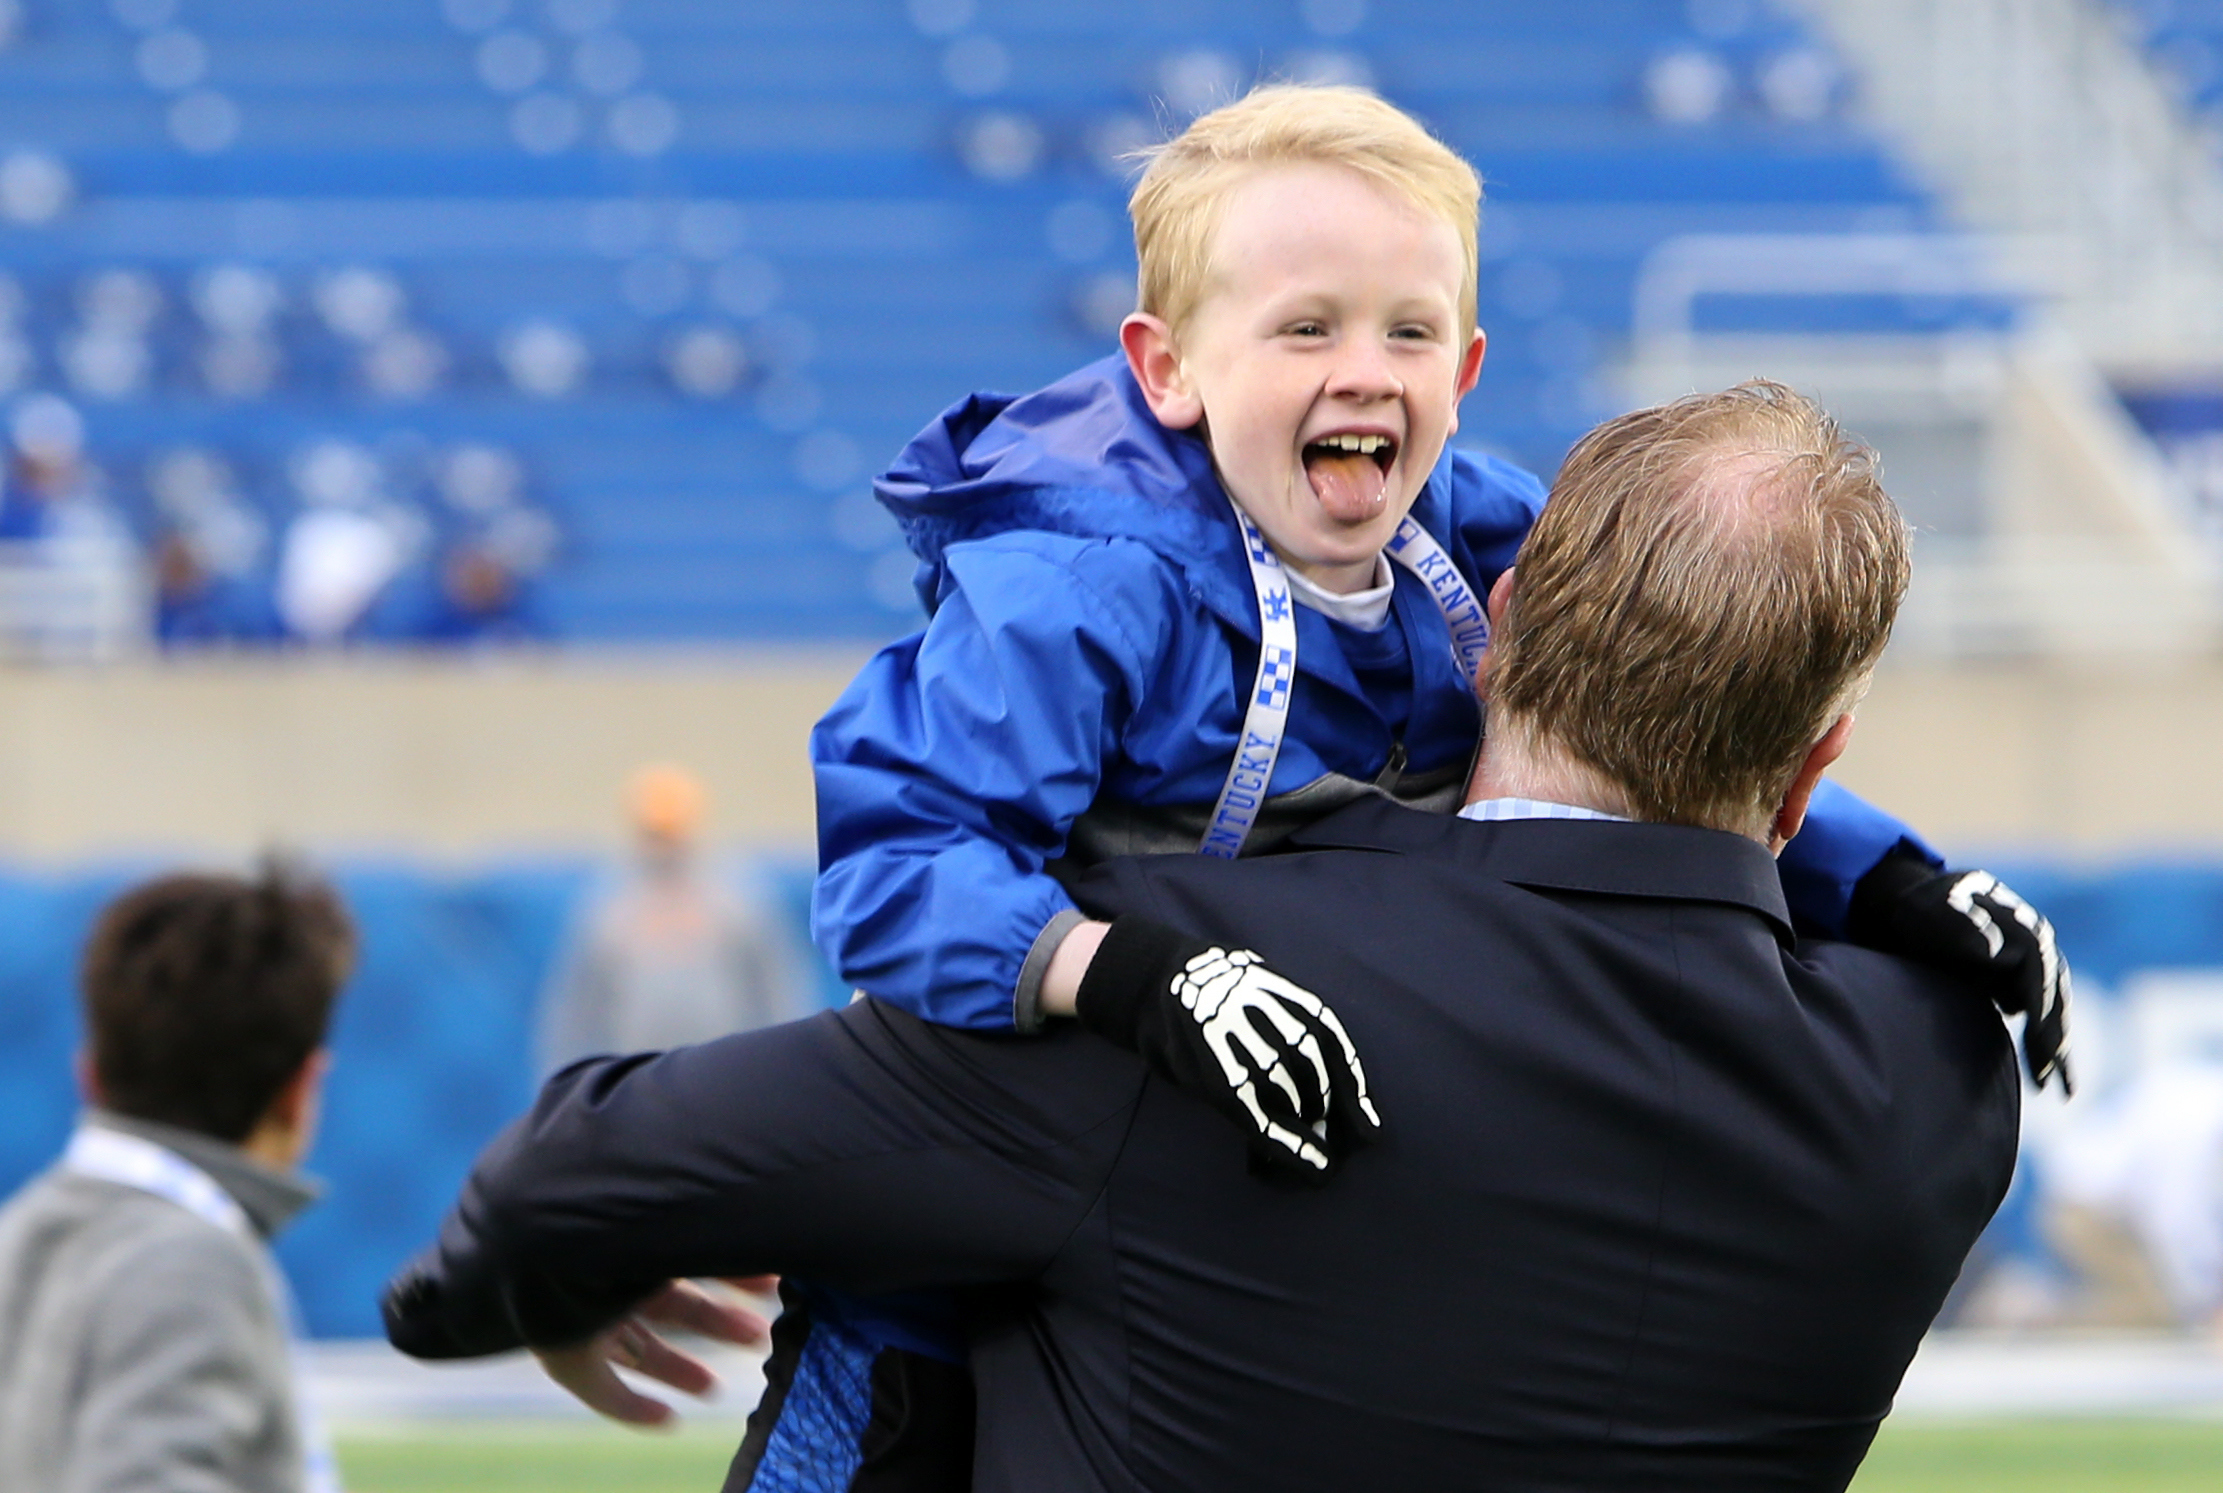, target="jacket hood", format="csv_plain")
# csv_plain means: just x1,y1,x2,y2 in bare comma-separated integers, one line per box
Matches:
874,353,1462,628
